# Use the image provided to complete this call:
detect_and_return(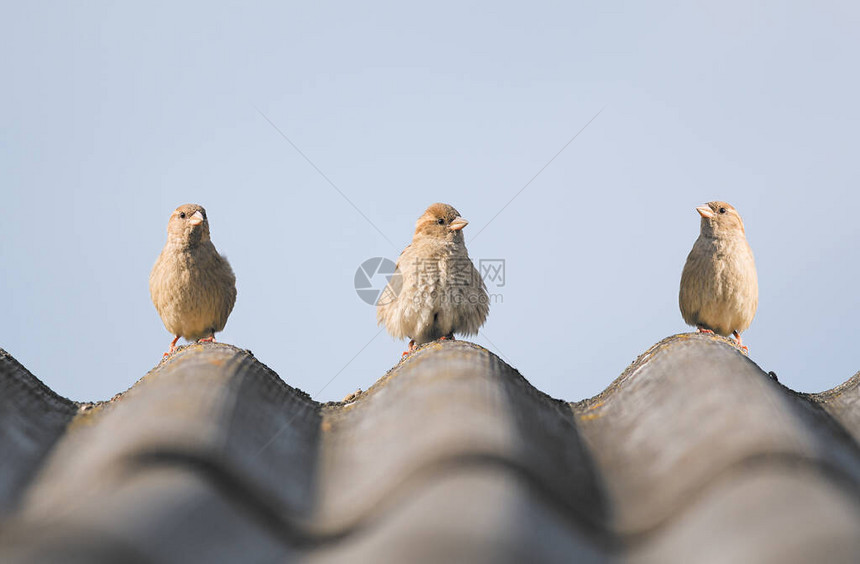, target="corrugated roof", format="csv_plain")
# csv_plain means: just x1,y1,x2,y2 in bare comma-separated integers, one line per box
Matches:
1,335,860,563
